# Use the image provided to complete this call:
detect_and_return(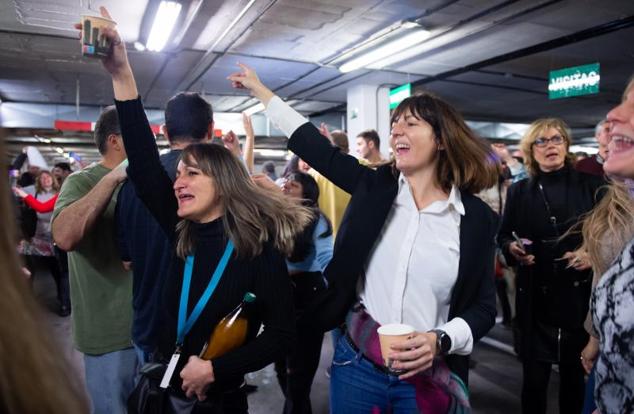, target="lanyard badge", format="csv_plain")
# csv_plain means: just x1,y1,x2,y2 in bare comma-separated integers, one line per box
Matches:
160,240,234,388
